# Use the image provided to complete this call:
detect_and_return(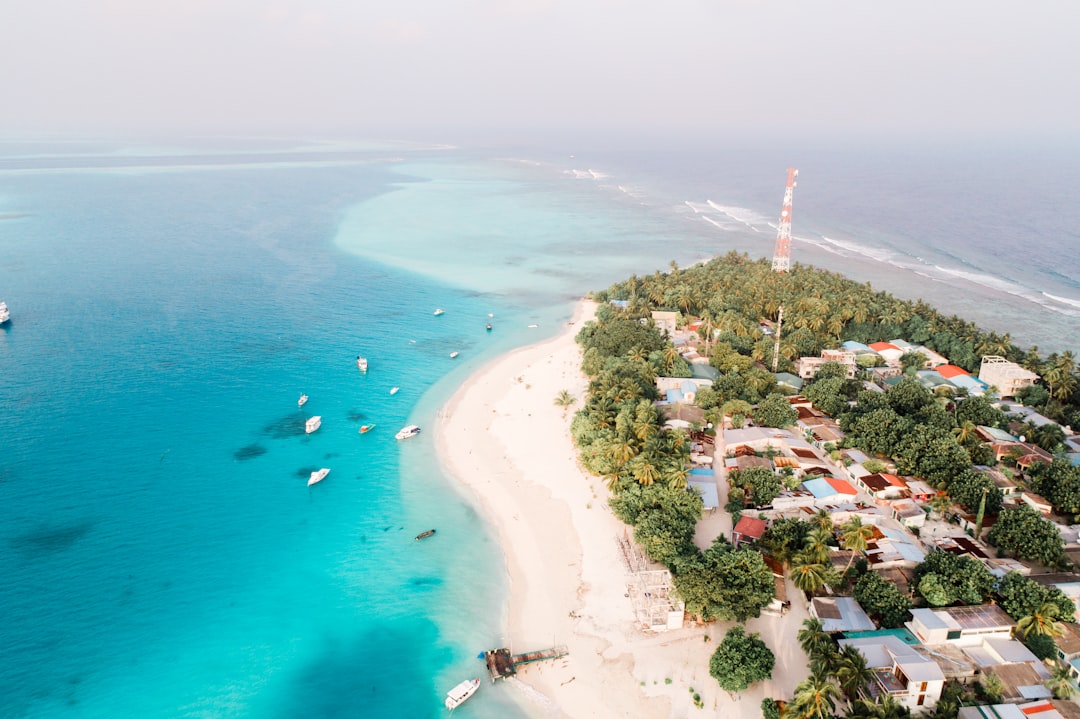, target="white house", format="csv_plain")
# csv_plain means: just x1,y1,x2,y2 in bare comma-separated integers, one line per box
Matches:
907,605,1014,647
837,635,945,712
